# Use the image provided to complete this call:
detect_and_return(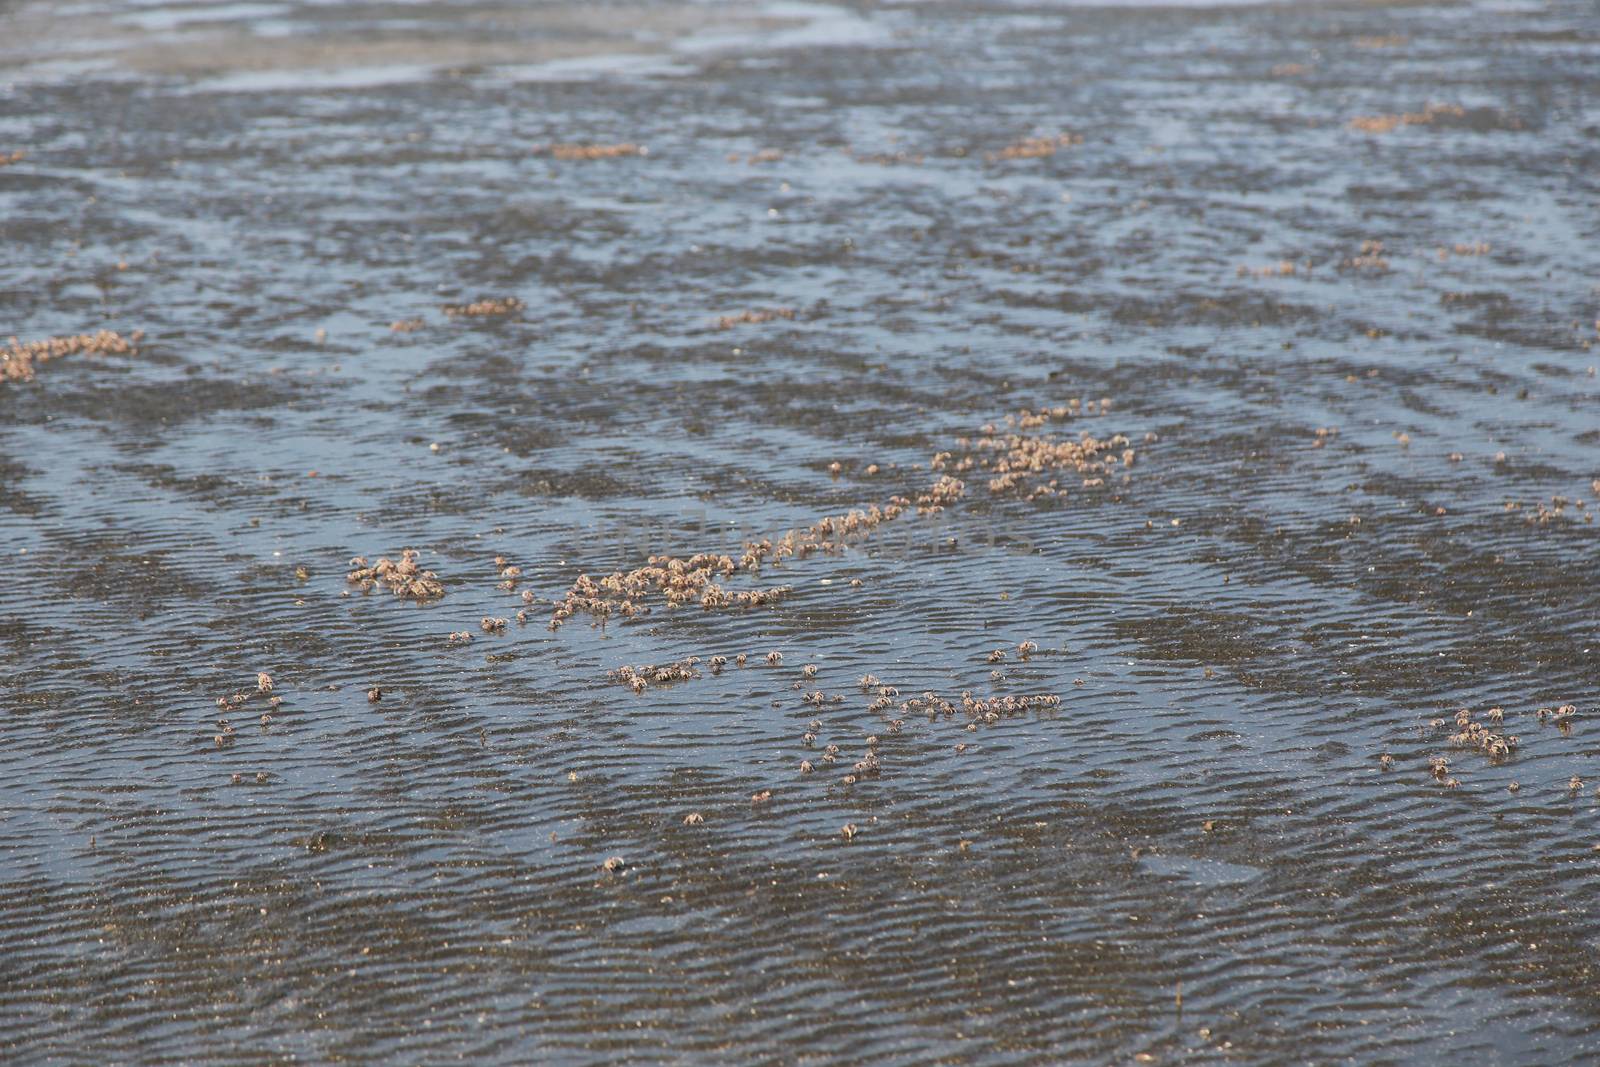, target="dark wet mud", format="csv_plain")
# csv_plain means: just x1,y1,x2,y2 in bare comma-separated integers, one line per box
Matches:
2,0,1599,1061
